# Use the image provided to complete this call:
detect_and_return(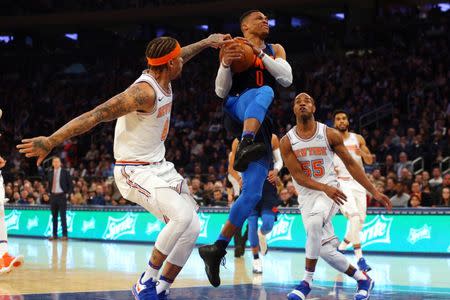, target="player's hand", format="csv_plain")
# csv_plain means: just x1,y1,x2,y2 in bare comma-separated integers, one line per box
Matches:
17,136,53,166
233,37,261,55
221,43,244,66
206,33,232,49
373,191,392,211
323,185,347,205
267,169,278,185
0,156,6,169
